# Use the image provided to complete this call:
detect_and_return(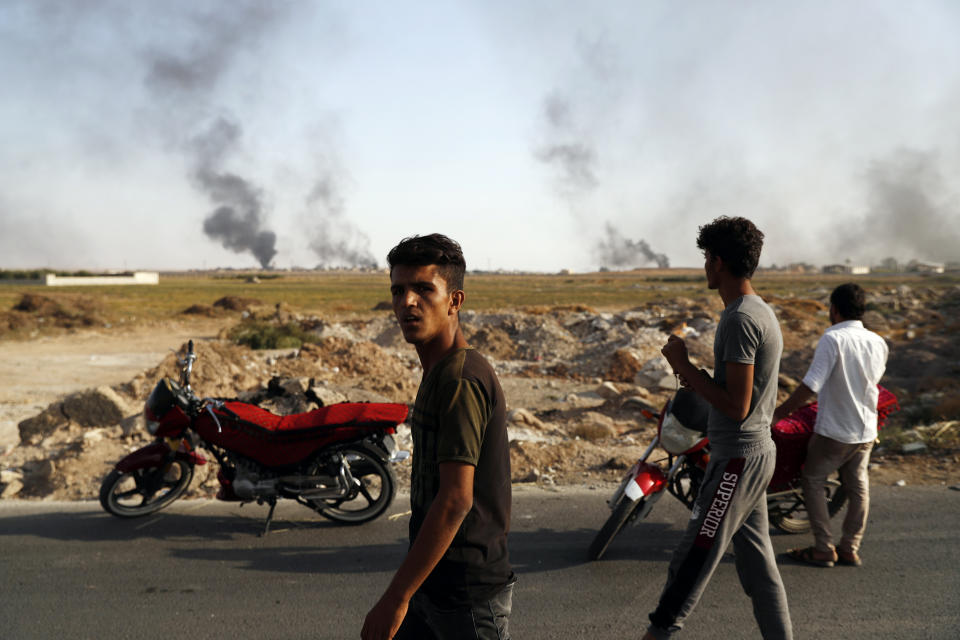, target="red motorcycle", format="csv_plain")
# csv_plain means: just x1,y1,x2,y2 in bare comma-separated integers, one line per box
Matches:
99,341,409,534
588,386,899,560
